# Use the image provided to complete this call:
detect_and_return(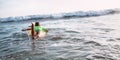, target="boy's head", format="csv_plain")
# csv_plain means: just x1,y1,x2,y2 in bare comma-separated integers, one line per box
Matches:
35,22,40,26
